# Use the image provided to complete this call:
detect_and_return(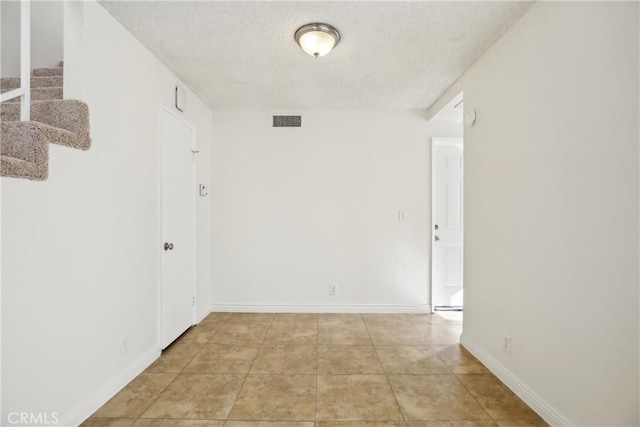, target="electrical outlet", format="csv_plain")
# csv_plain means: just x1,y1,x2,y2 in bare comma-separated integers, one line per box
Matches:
120,338,128,356
502,334,511,355
329,284,337,296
